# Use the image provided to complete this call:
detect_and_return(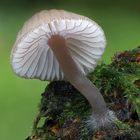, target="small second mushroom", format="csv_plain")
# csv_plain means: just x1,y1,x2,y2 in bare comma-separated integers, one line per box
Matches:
11,10,116,130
